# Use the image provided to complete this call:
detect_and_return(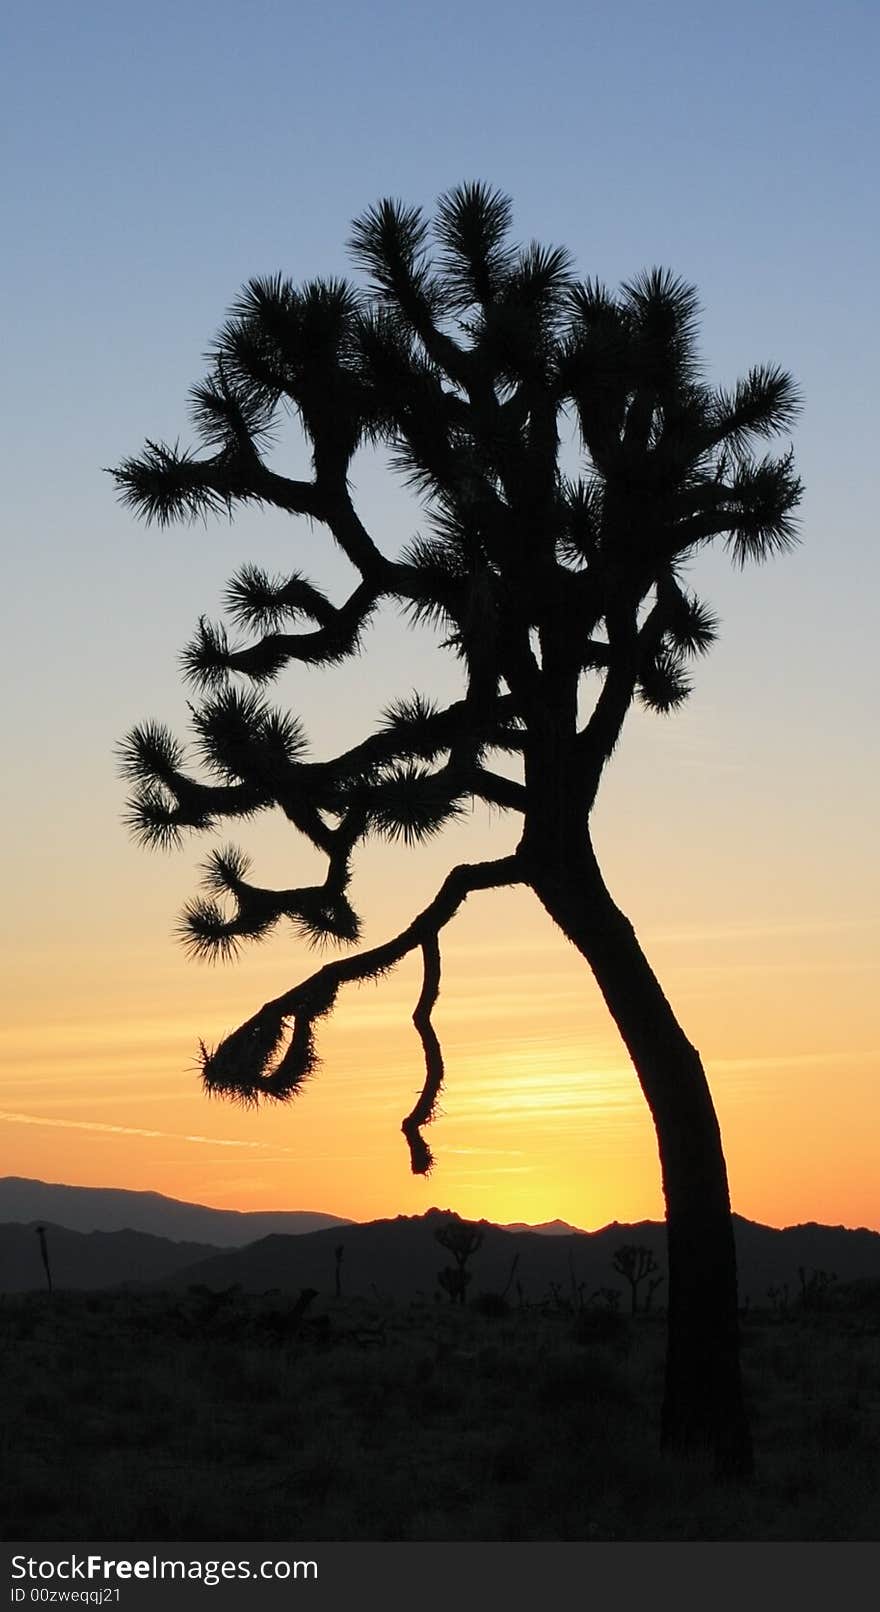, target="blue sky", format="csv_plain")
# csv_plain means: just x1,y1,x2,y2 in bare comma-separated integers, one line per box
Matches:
5,0,877,594
6,0,876,849
2,0,878,1220
5,0,877,851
